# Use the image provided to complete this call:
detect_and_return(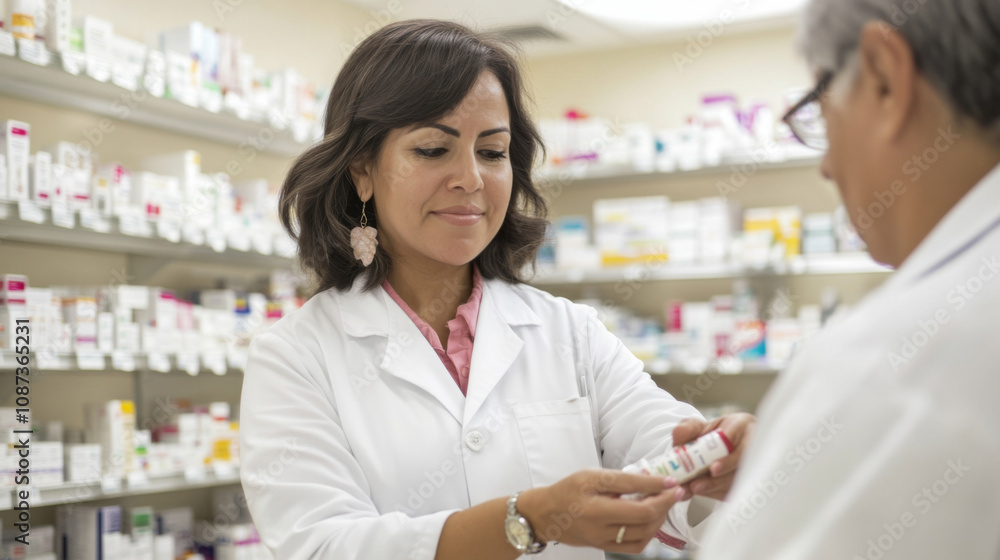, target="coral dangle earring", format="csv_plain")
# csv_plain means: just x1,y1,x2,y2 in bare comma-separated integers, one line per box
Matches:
350,200,378,267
